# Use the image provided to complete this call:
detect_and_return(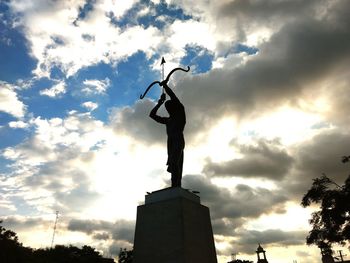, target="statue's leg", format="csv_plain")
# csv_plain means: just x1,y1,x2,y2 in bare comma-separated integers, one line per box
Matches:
168,139,184,187
176,151,184,187
171,172,176,187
